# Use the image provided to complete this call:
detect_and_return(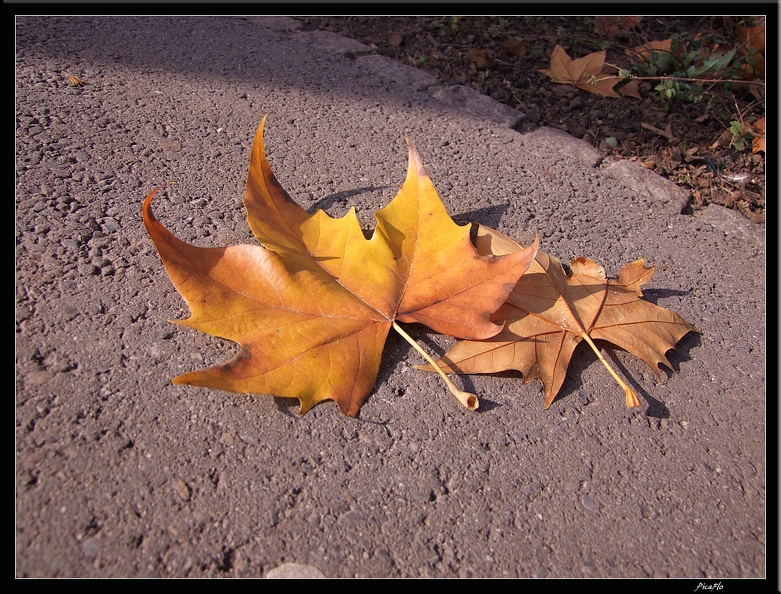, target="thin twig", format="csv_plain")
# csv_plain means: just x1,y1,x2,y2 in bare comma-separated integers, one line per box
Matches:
604,72,765,86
